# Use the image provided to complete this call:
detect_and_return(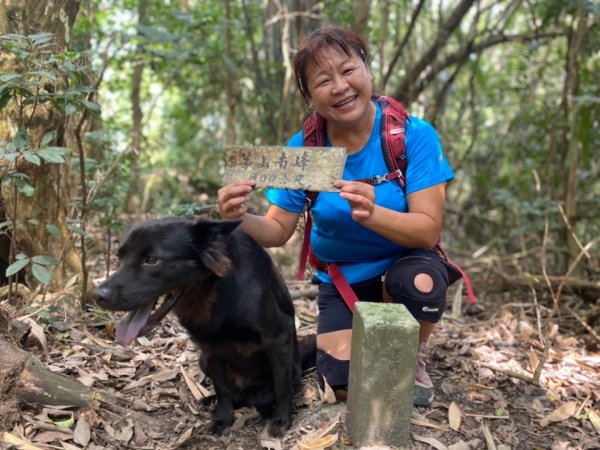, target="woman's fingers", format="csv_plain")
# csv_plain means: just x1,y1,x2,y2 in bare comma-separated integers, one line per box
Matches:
217,180,256,219
335,180,375,221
